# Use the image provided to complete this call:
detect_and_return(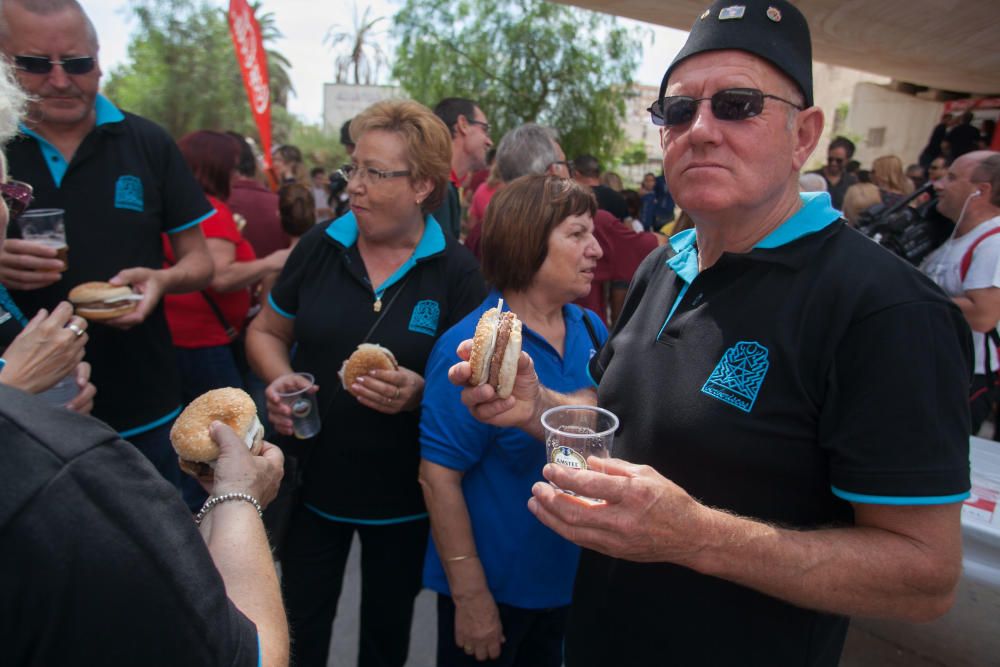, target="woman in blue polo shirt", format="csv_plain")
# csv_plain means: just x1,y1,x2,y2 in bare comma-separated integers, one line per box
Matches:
419,175,607,666
246,100,486,667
